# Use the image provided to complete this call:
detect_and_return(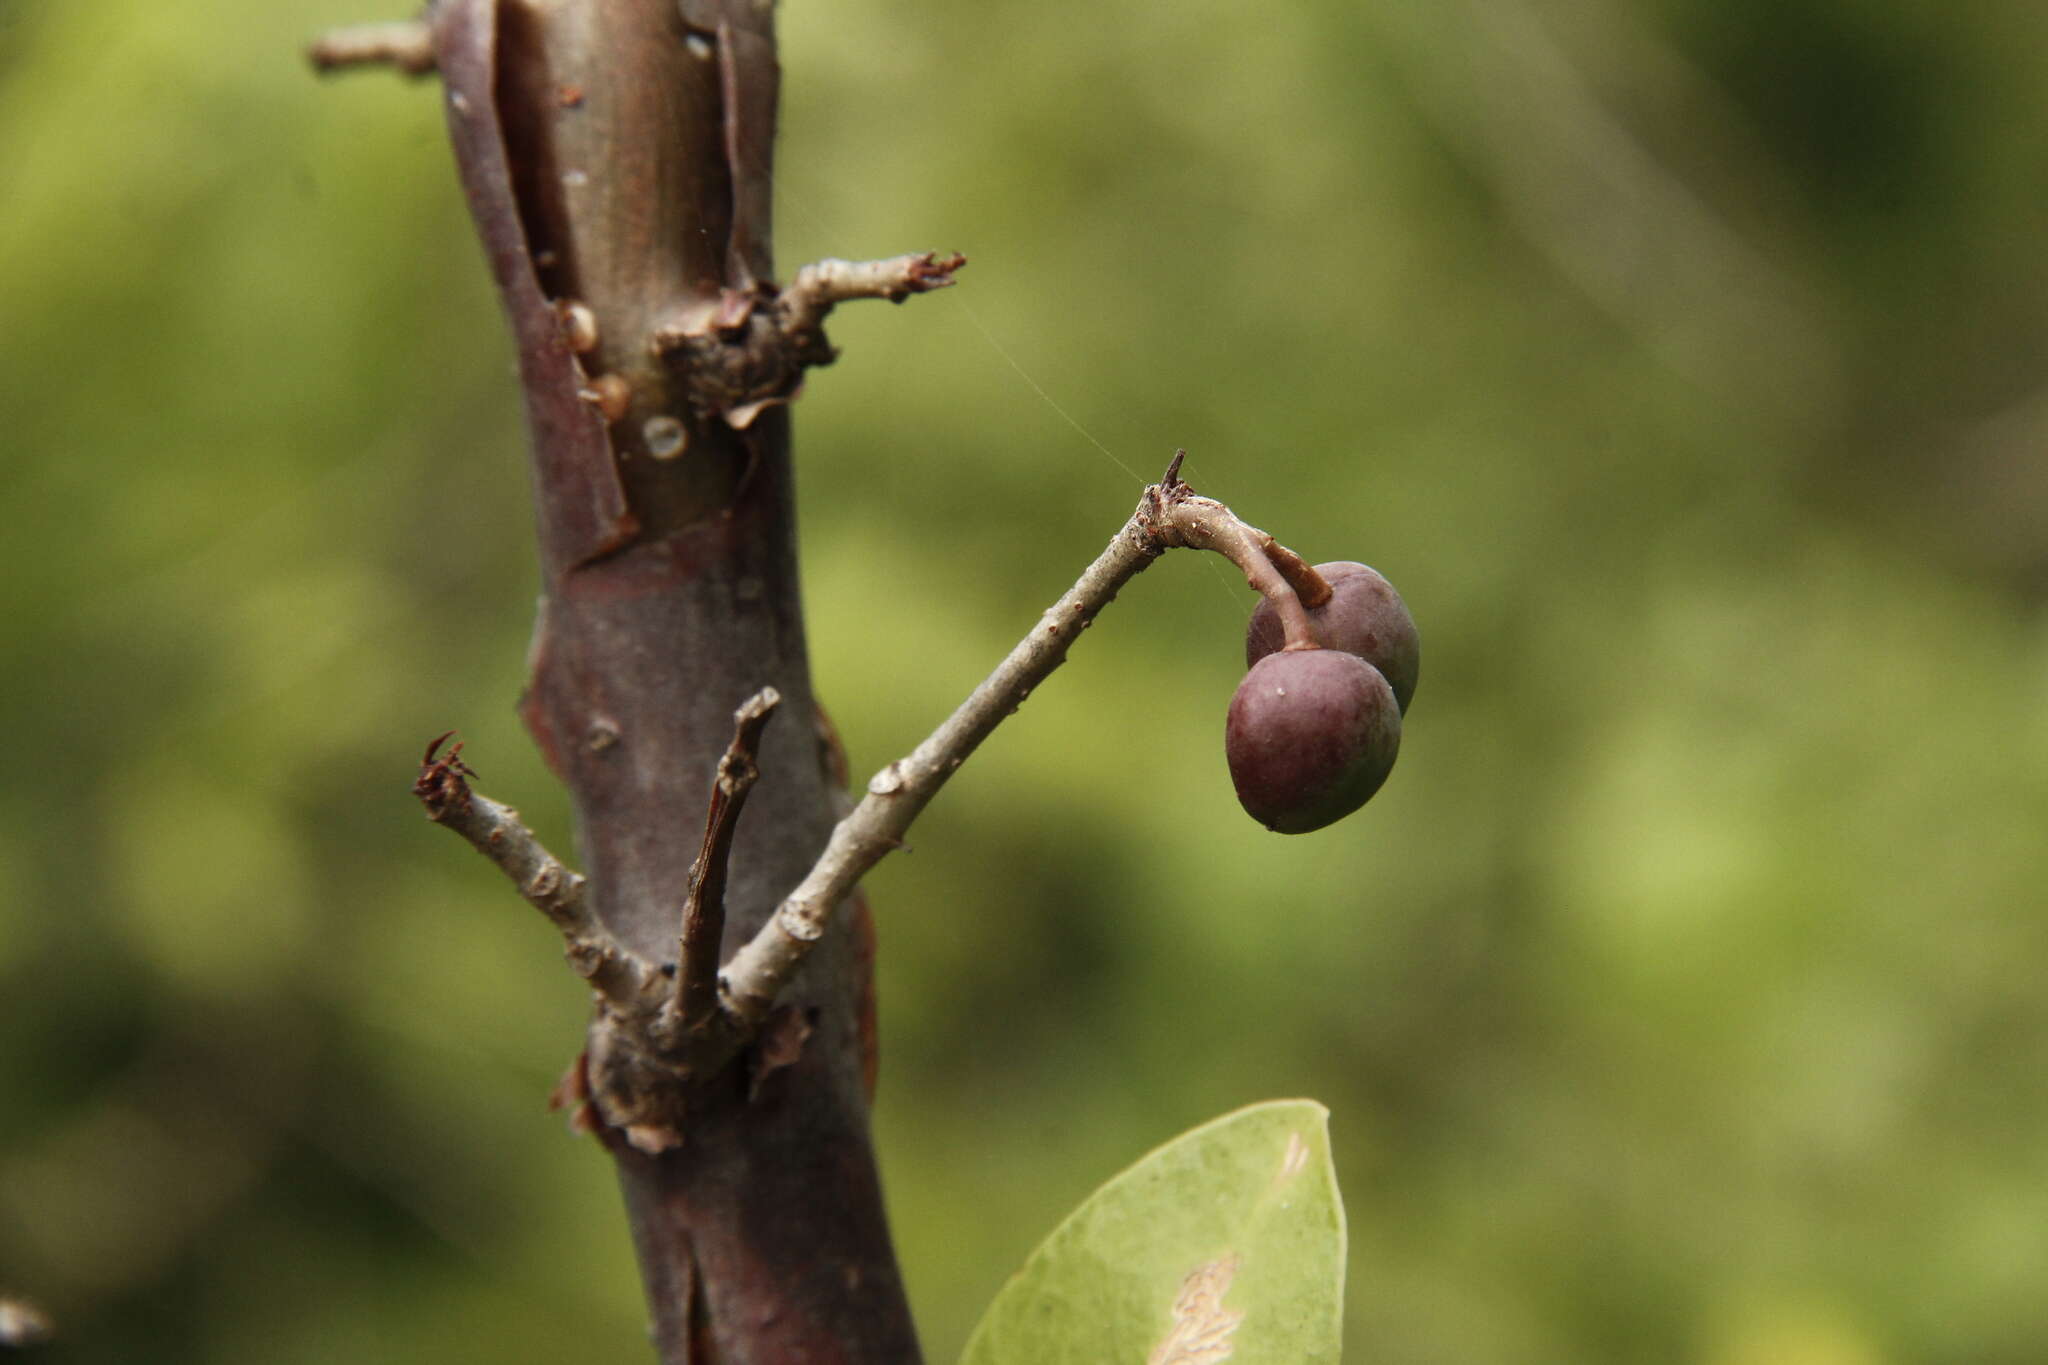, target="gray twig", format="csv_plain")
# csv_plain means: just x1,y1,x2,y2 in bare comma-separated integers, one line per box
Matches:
307,20,437,77
717,456,1320,1028
413,734,651,1005
645,251,967,434
775,252,968,336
